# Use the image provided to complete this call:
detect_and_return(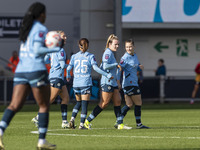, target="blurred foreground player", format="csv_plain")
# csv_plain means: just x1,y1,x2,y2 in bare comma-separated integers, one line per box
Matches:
0,2,60,150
